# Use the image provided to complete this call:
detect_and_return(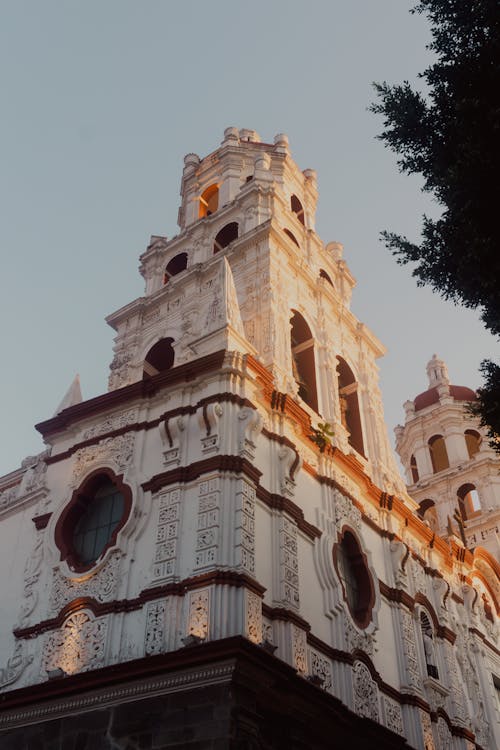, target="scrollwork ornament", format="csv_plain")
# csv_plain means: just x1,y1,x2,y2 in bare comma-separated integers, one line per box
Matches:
353,661,379,722
0,642,33,691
